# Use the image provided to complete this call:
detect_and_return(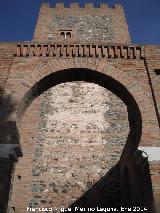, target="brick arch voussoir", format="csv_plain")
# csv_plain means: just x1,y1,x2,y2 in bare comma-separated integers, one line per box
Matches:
95,63,145,108
17,58,145,130
20,58,103,96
